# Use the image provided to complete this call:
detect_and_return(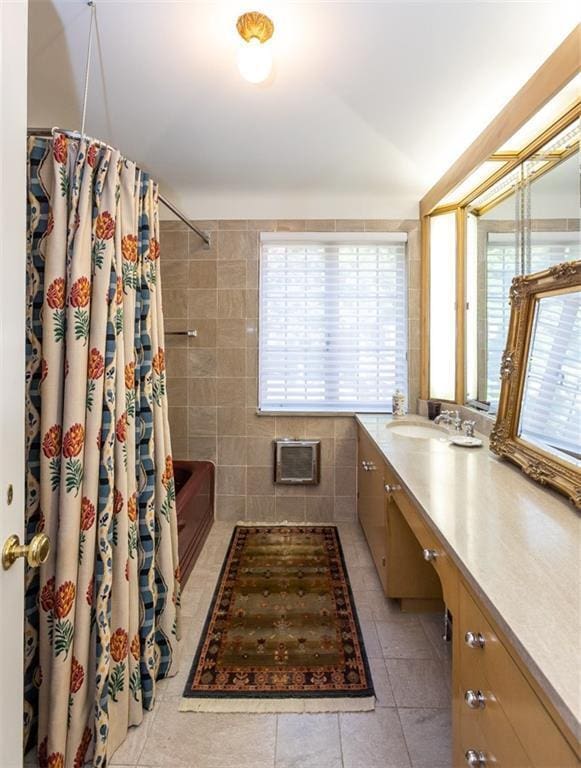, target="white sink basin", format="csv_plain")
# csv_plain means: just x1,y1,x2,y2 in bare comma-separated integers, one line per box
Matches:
386,421,448,439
